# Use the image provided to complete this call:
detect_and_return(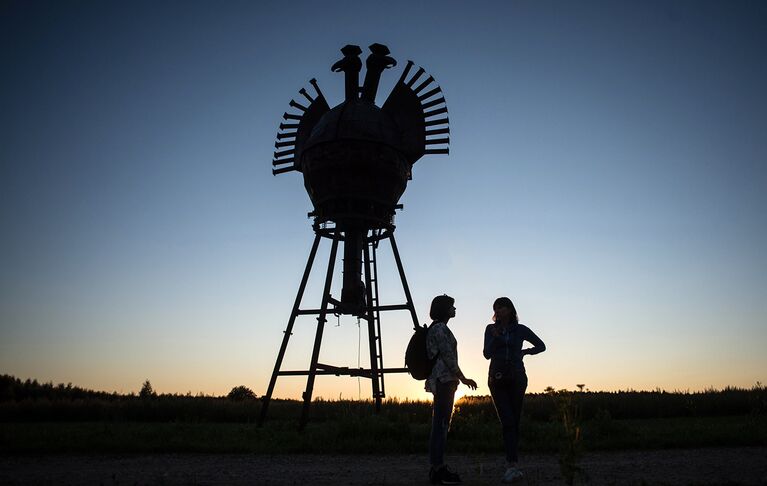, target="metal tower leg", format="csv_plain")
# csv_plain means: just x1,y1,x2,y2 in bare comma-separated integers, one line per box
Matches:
258,234,322,427
299,236,339,430
389,232,420,329
262,228,417,429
